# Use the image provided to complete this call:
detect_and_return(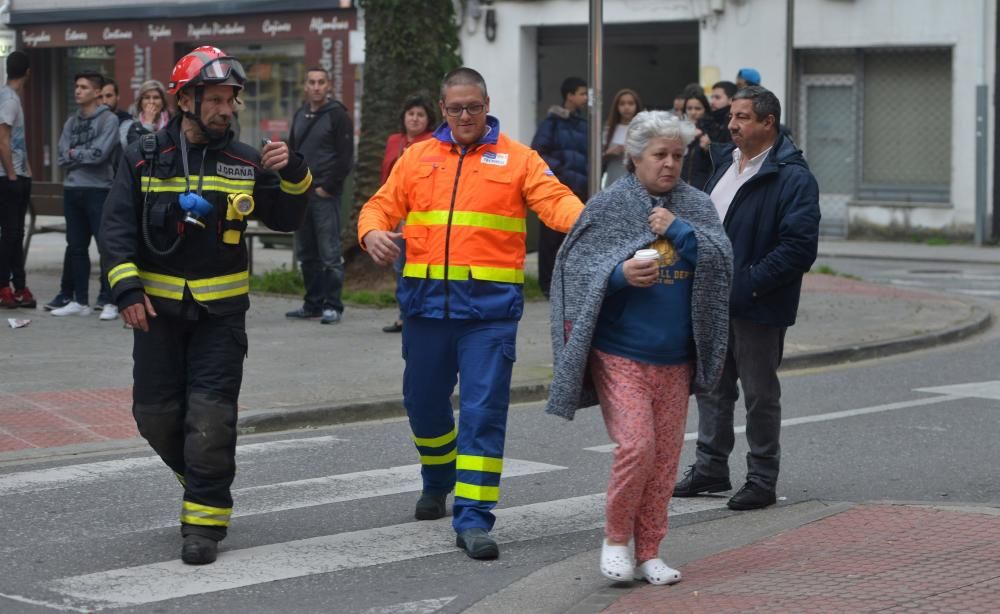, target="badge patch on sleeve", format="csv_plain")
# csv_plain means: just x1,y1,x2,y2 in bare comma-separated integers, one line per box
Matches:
481,151,509,167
